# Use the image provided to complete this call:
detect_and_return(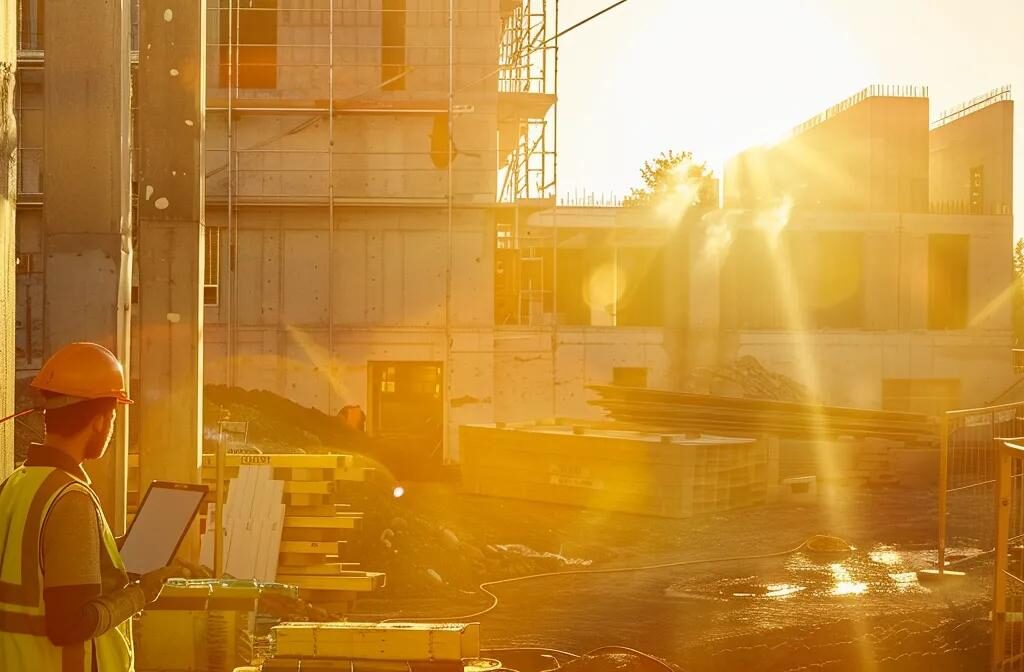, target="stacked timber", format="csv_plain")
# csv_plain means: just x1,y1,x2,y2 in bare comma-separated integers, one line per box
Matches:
264,622,480,671
198,453,385,611
588,385,937,441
